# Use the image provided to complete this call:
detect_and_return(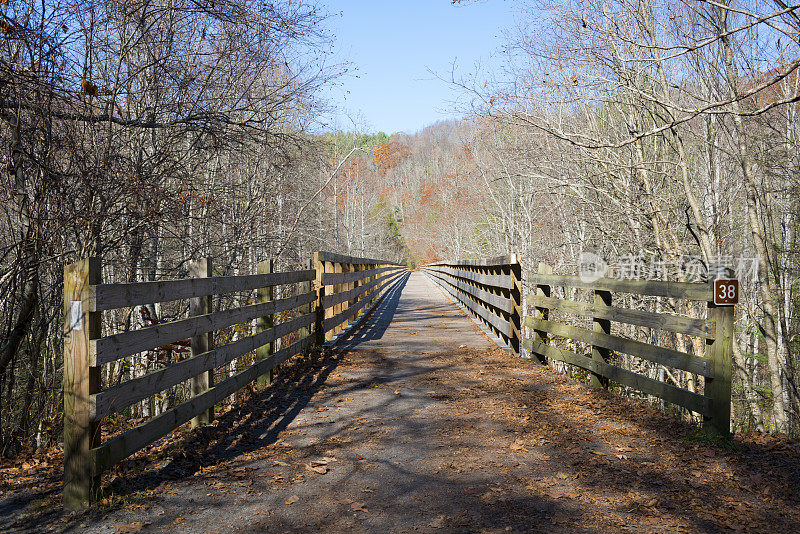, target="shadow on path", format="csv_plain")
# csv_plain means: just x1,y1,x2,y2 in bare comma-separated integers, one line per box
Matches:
0,274,415,533
335,271,409,349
